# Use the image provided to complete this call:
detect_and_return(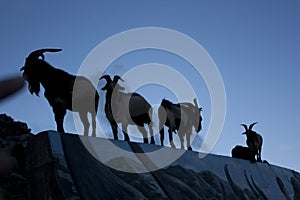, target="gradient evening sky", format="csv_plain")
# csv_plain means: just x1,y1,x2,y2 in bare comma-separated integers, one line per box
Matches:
1,1,300,172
